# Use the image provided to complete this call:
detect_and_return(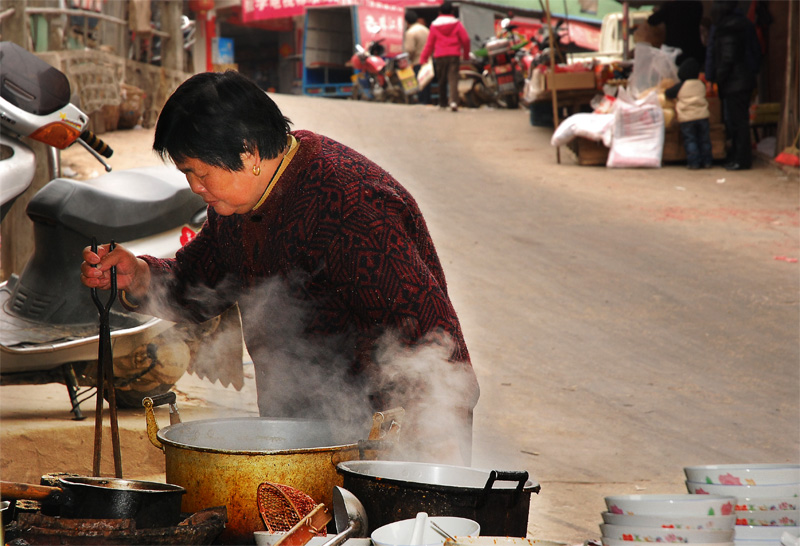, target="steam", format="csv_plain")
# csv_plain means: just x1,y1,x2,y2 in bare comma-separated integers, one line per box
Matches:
145,272,478,465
